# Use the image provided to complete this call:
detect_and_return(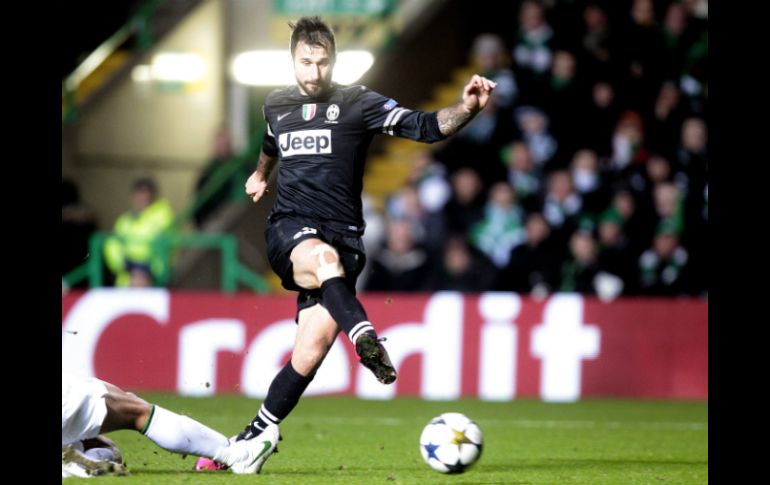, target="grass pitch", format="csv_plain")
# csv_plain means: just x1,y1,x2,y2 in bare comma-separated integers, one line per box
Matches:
65,395,707,484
